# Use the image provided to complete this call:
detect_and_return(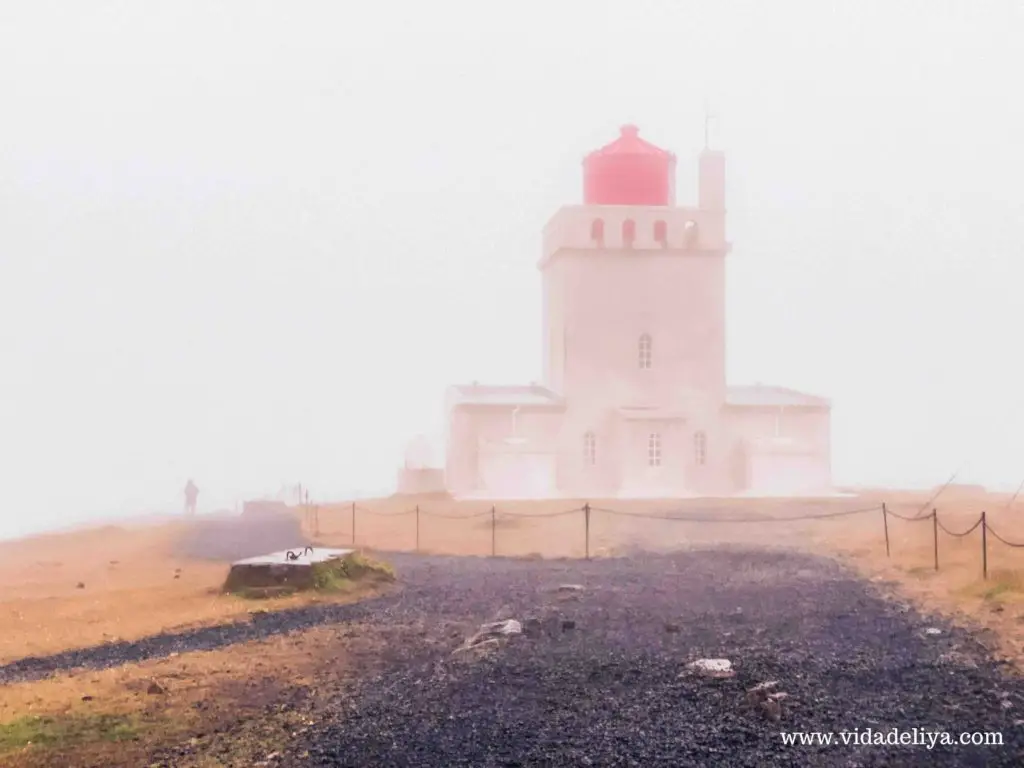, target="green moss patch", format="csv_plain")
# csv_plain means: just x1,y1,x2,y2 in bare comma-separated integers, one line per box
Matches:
311,552,395,593
0,713,139,754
